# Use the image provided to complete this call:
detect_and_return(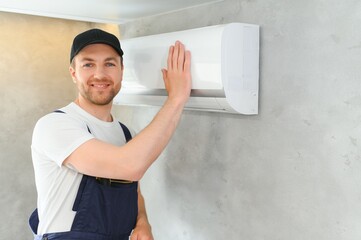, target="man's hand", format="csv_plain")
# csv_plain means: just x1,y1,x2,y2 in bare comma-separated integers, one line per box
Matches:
161,41,192,106
130,185,154,240
130,221,154,240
